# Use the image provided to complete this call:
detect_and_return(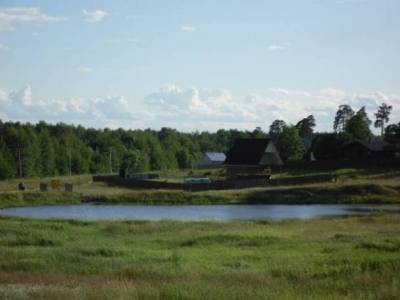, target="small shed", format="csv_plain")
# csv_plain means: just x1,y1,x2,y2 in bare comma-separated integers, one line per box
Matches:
198,152,226,168
224,138,283,180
